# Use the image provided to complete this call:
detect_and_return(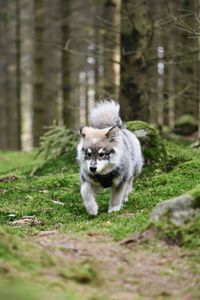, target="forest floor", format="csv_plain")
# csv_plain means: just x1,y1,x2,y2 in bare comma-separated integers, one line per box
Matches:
0,140,200,300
